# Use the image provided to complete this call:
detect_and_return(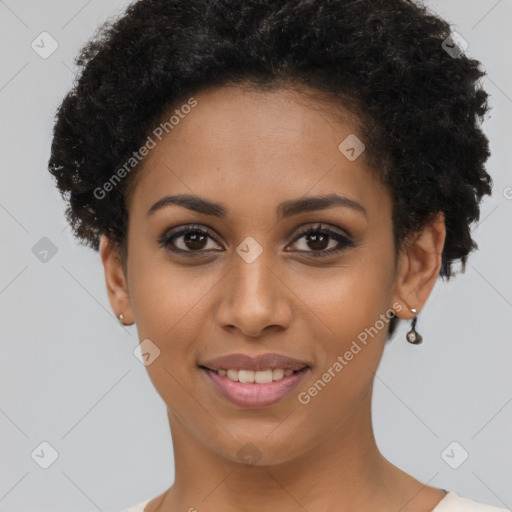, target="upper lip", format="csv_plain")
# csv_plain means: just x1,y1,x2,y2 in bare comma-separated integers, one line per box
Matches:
200,353,311,371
